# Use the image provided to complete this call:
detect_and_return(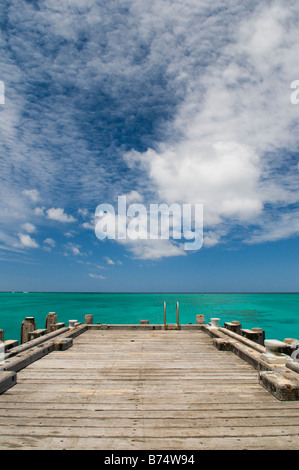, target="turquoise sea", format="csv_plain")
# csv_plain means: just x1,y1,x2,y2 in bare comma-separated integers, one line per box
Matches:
0,292,298,343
